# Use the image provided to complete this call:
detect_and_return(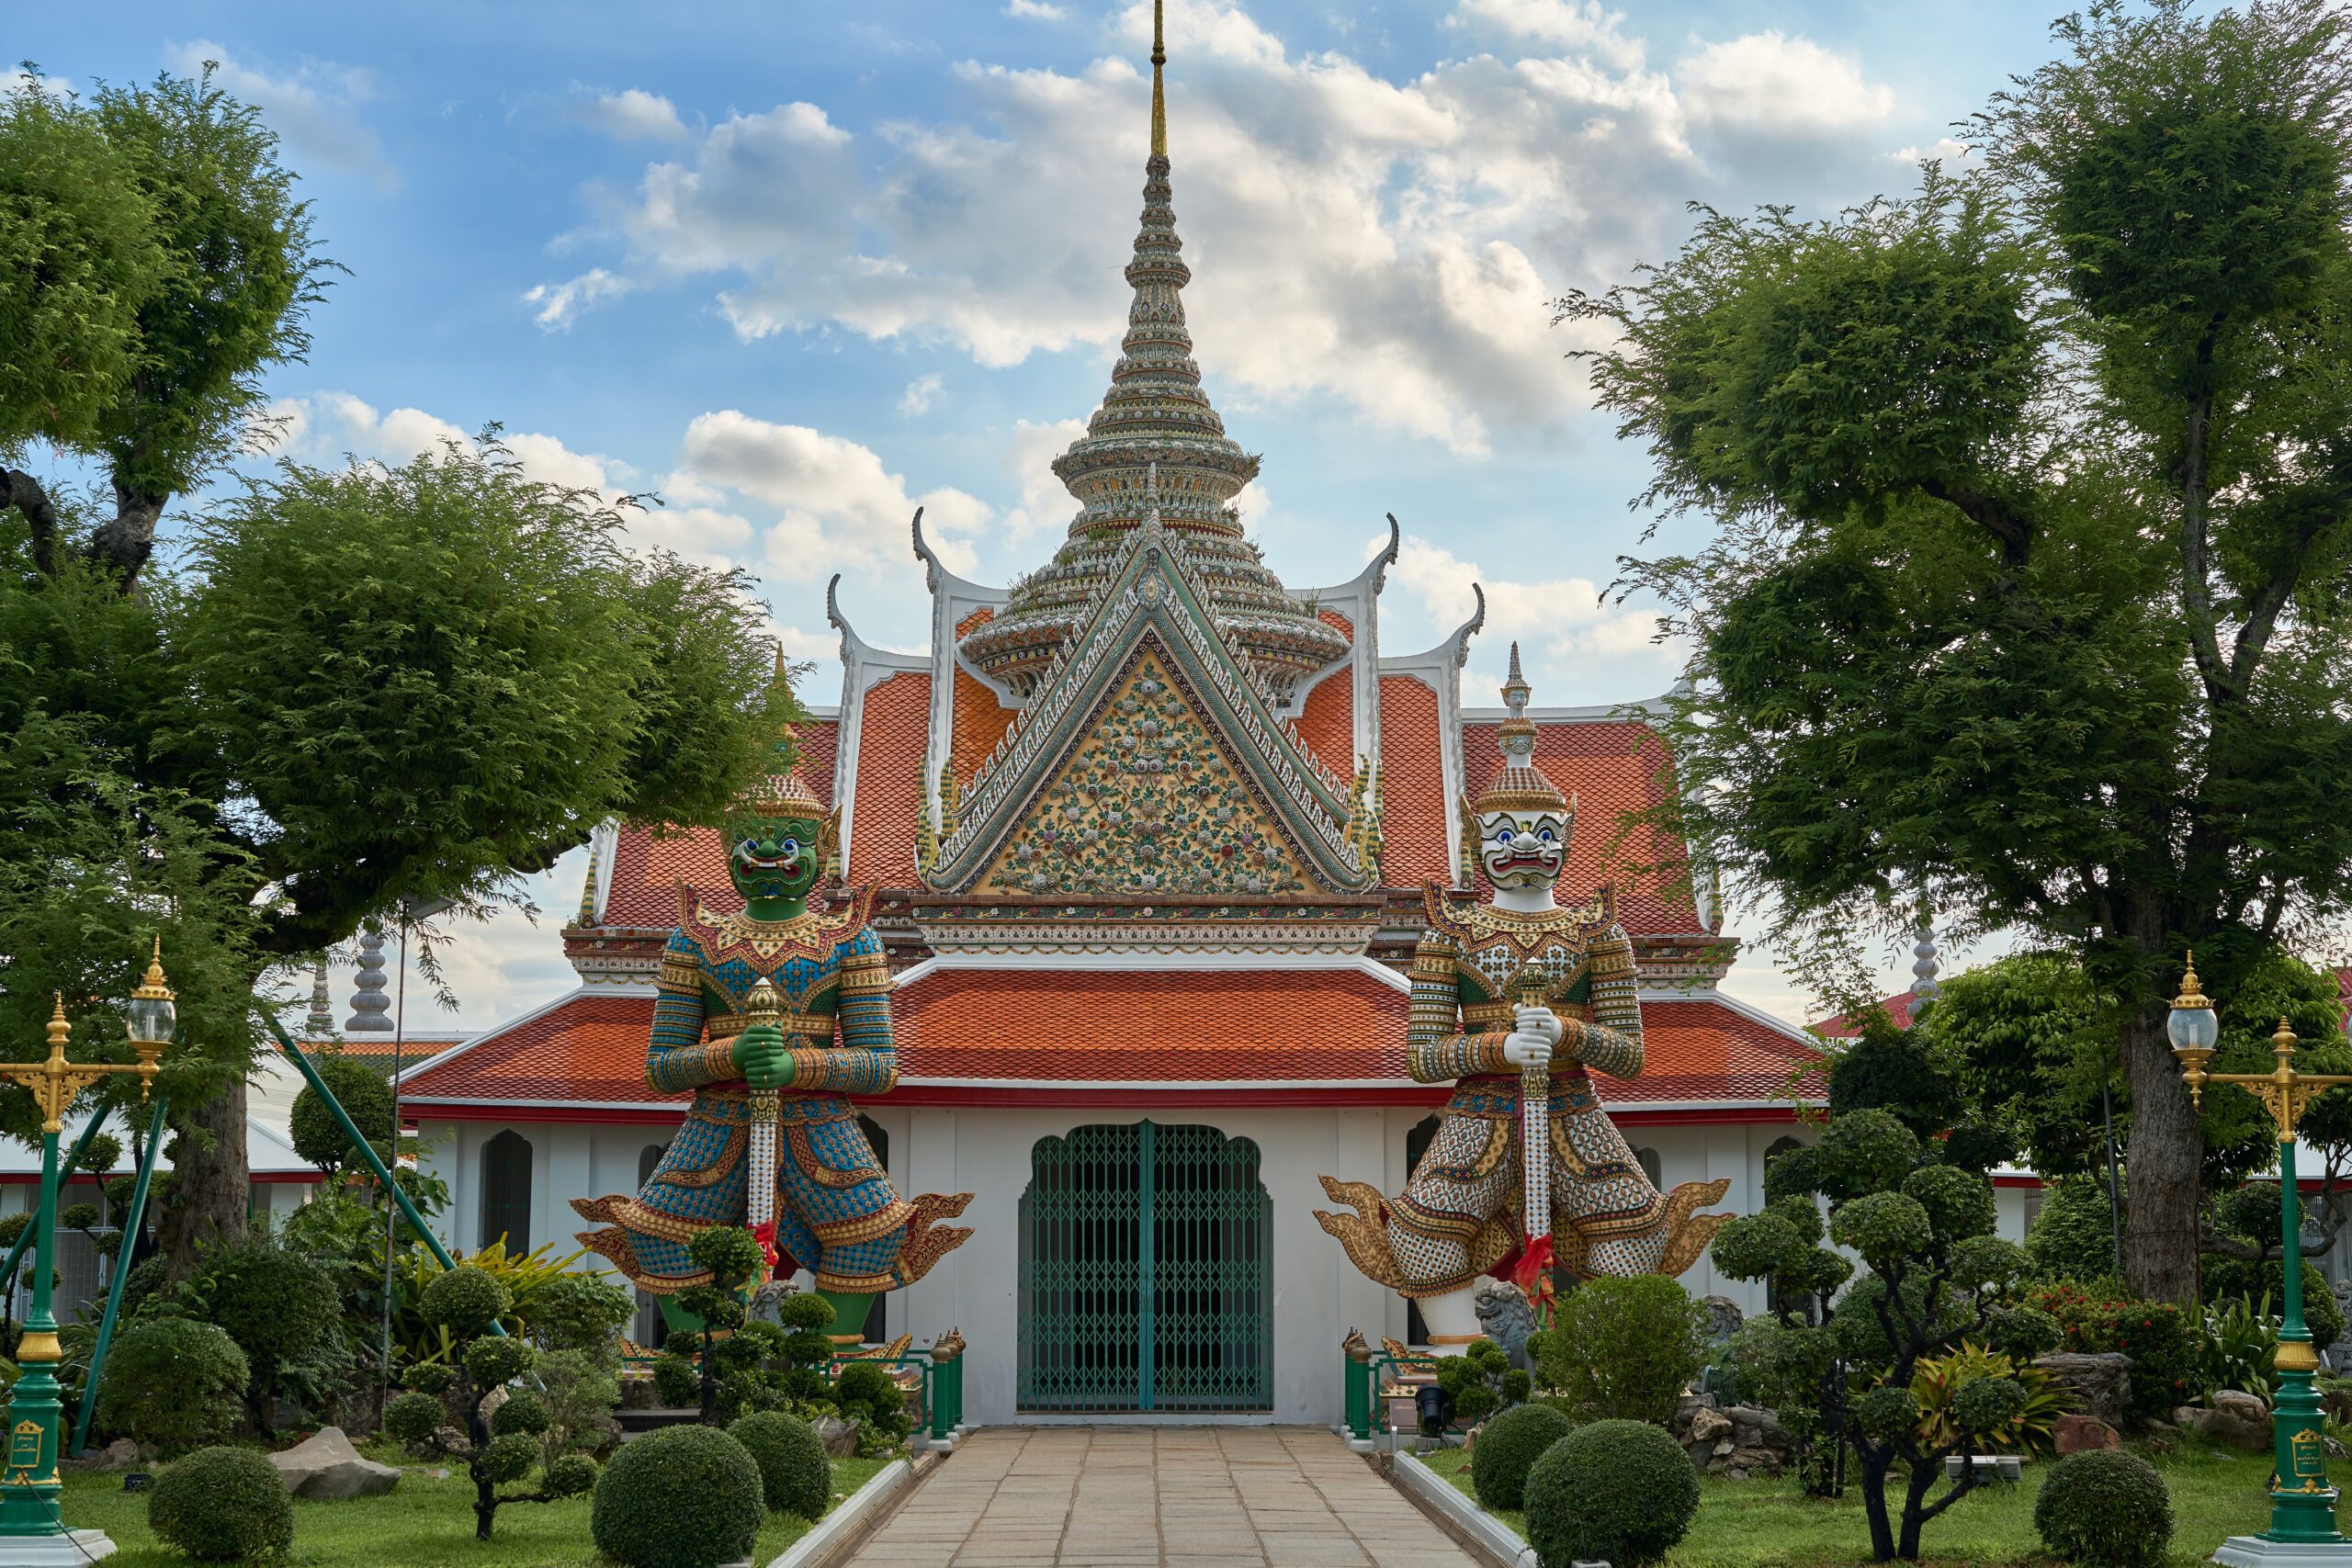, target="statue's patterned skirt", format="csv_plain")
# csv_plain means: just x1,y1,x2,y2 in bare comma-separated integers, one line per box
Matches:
573,1089,912,1295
